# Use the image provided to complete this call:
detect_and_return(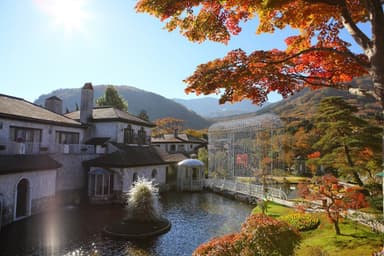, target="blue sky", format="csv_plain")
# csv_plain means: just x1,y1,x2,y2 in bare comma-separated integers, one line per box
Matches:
0,0,366,104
